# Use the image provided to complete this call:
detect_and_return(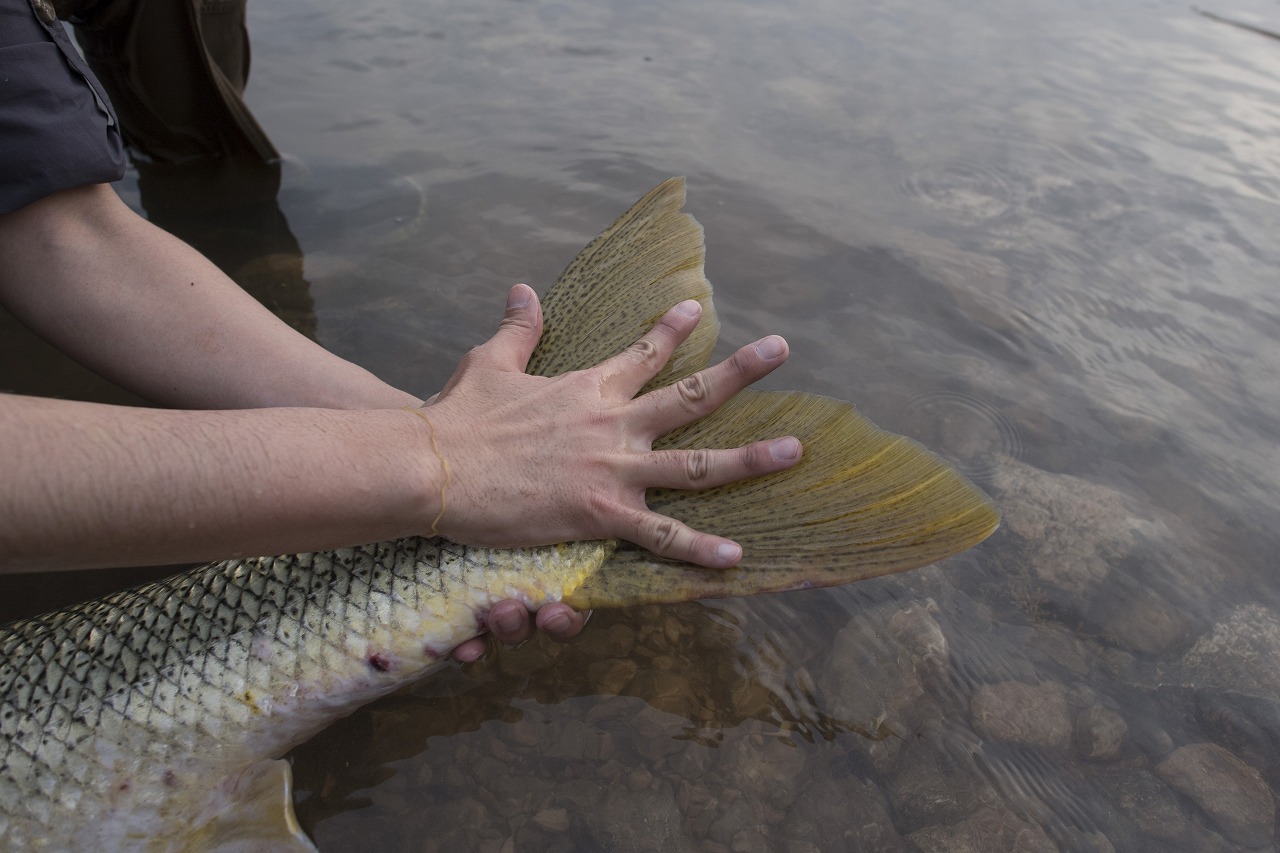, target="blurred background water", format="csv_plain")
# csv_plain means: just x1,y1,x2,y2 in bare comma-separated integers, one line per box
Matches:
3,0,1280,849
